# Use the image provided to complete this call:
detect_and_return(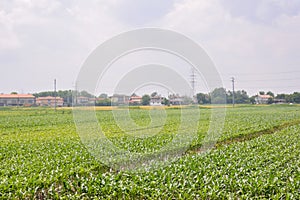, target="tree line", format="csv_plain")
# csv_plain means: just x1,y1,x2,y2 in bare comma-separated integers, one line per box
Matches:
32,90,93,106
30,88,300,106
197,88,300,104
